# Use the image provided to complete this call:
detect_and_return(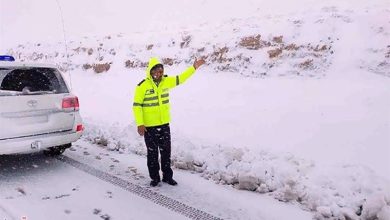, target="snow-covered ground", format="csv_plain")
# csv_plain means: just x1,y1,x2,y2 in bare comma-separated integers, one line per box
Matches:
0,153,188,220
1,0,390,219
0,141,313,220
